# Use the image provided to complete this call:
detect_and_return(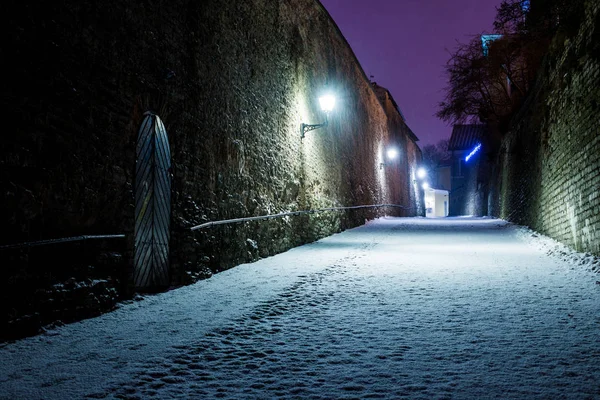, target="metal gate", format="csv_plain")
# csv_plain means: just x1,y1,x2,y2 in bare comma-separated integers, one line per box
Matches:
134,112,171,289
